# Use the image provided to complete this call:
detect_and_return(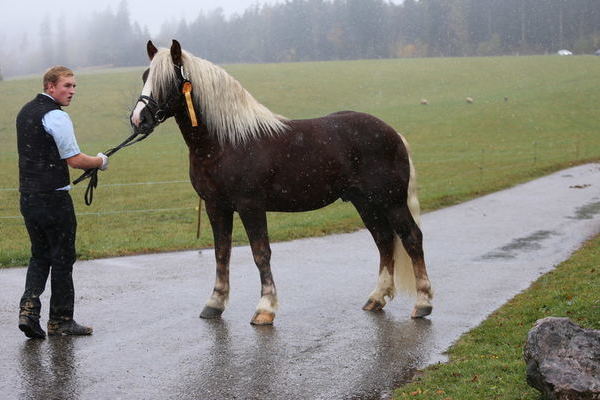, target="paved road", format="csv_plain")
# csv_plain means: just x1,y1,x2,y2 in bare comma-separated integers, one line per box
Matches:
1,163,599,400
